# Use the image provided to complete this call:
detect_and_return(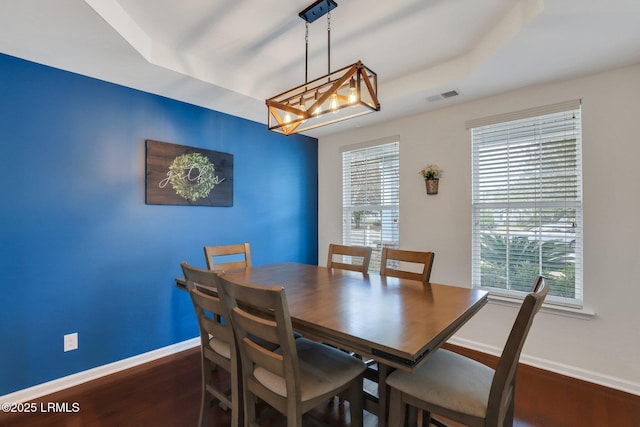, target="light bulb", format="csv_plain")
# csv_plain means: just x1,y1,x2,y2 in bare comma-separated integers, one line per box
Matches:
330,93,338,111
313,92,323,115
298,96,307,123
349,78,357,104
